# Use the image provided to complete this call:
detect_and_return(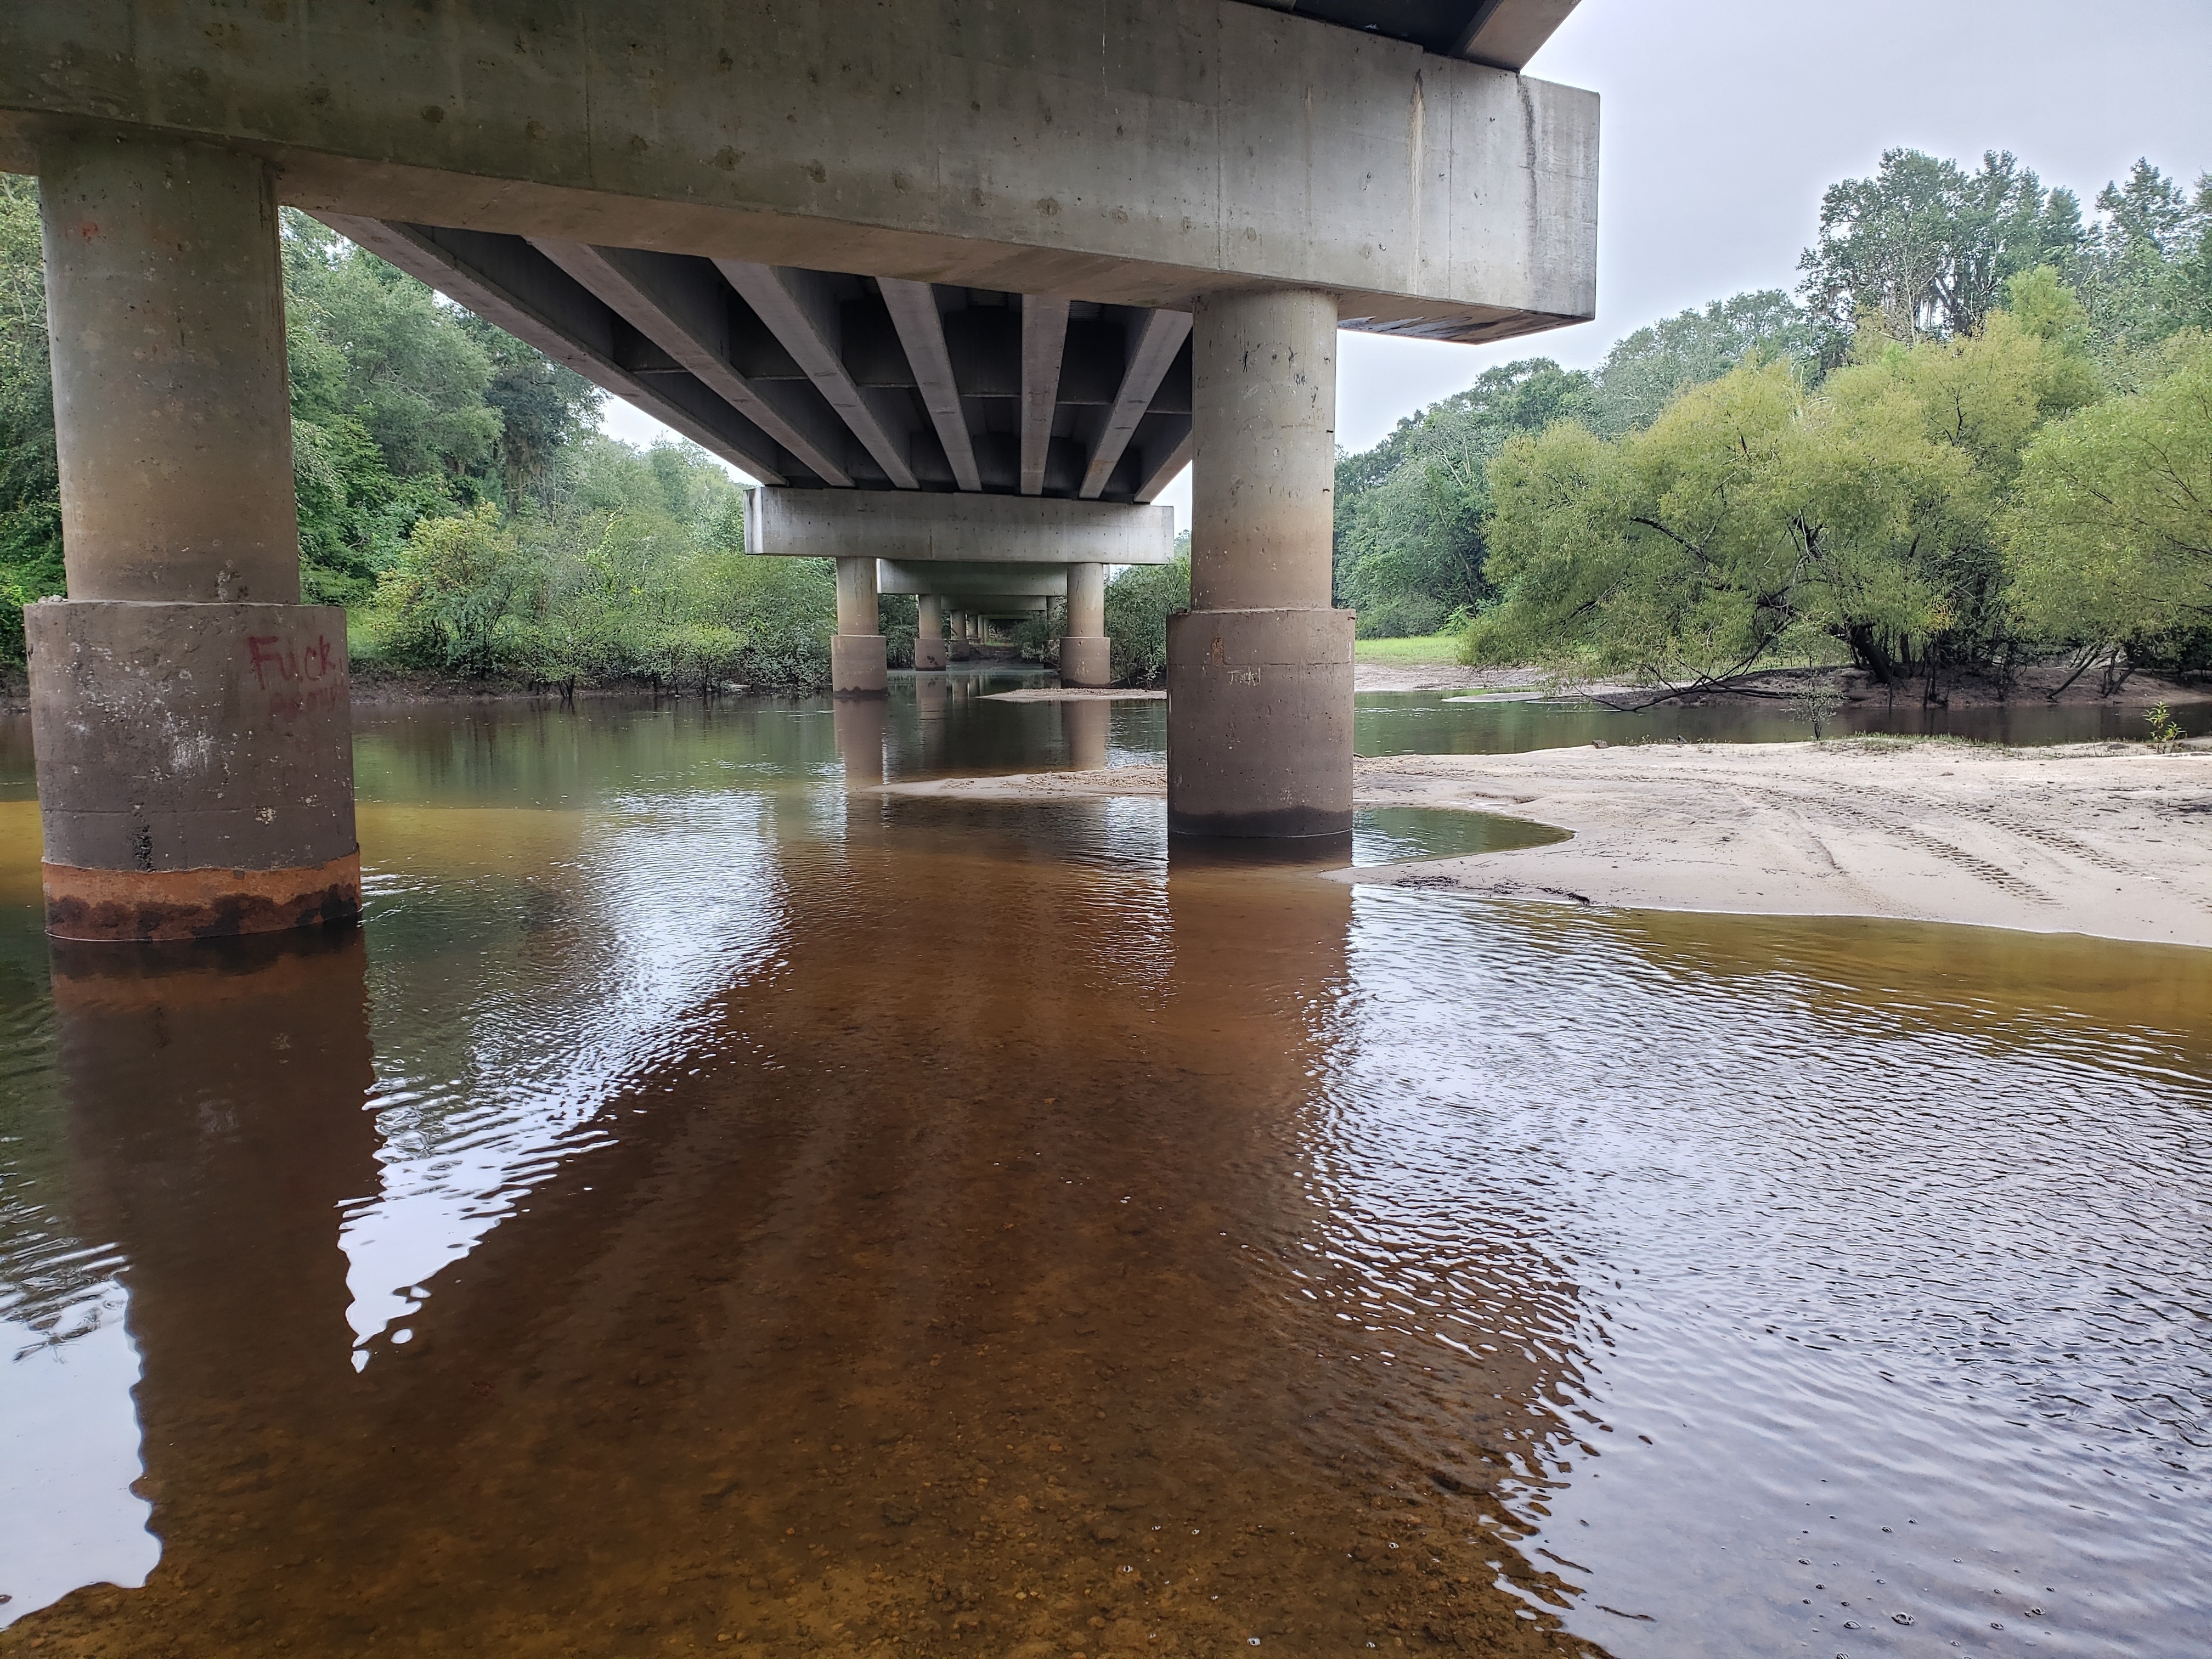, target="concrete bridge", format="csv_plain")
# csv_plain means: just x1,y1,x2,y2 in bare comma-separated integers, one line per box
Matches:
1,0,1598,940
